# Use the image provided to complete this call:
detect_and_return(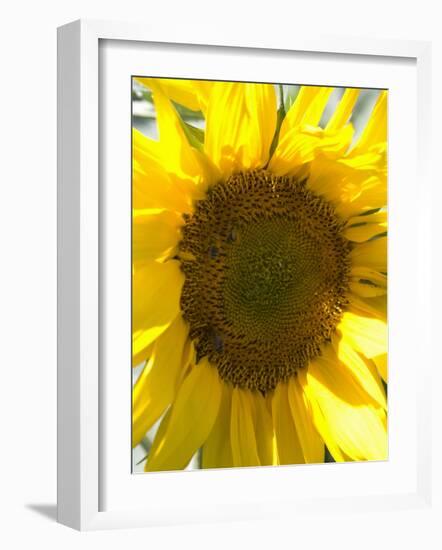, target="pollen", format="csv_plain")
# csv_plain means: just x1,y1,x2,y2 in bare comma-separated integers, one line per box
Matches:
179,170,351,393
